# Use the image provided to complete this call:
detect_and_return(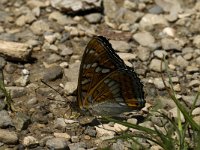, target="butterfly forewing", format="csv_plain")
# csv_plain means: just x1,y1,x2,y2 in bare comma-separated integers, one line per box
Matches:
78,36,145,115
78,36,125,108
